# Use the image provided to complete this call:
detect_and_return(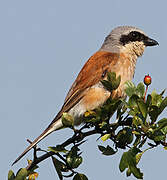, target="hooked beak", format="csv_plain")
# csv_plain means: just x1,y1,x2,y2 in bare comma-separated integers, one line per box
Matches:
144,37,159,46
